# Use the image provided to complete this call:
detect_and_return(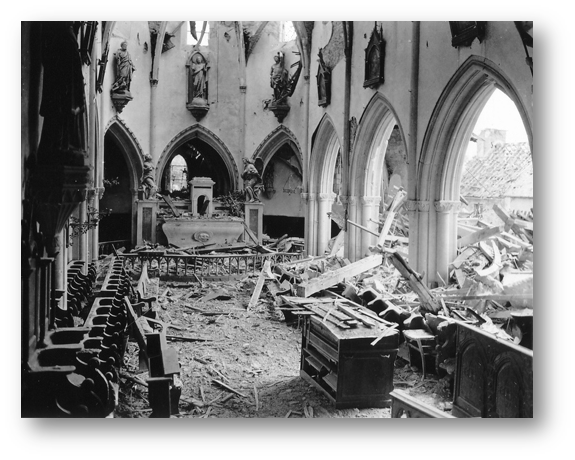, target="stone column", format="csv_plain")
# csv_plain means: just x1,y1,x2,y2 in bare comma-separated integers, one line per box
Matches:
434,200,460,284
317,192,335,255
406,199,419,268
341,195,358,261
360,195,381,258
306,193,318,256
416,200,430,284
79,200,88,272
